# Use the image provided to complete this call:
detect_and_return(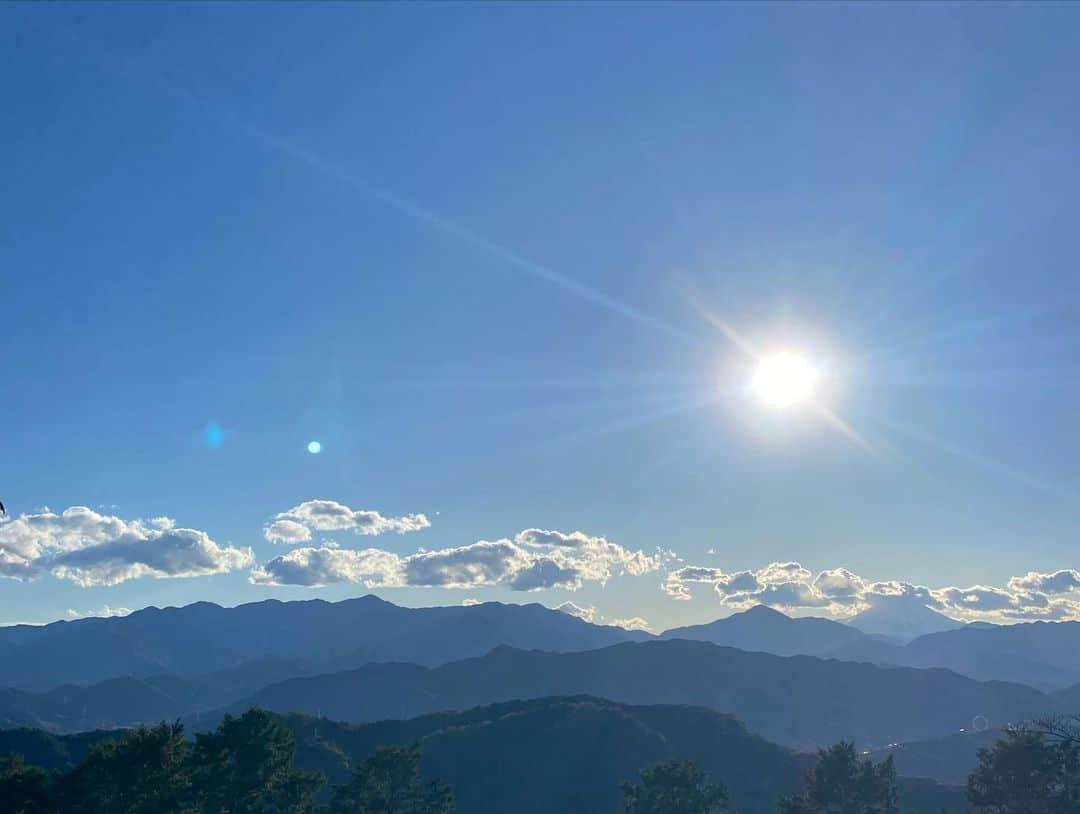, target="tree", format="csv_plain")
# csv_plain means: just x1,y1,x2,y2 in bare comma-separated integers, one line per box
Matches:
967,725,1080,813
330,744,453,814
189,708,323,814
779,742,898,814
55,721,192,814
0,755,54,814
621,760,727,814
